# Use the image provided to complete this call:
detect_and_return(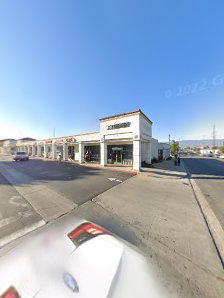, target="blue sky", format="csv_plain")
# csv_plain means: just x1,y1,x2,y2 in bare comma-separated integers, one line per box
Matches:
0,0,224,141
